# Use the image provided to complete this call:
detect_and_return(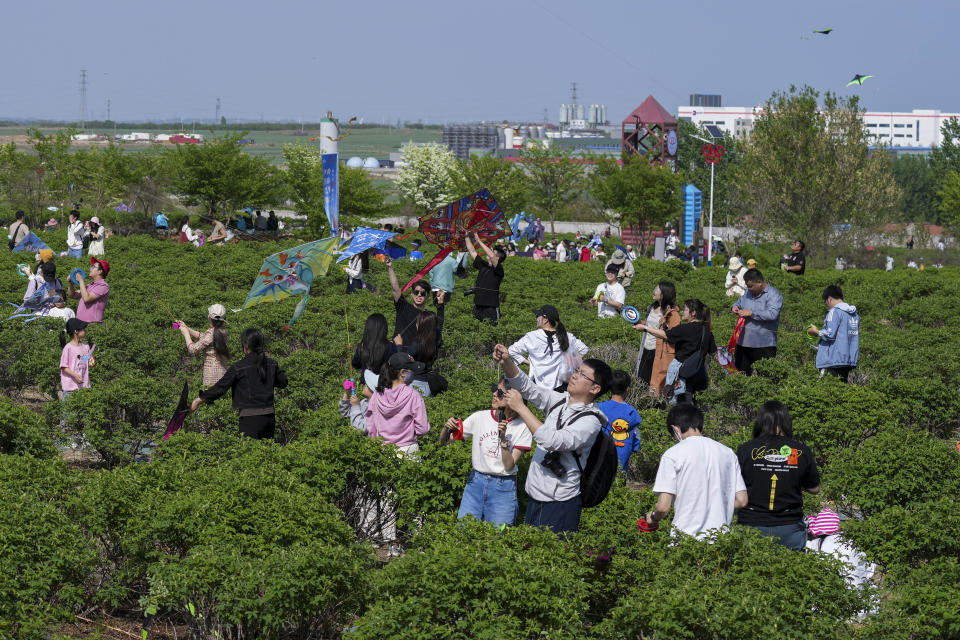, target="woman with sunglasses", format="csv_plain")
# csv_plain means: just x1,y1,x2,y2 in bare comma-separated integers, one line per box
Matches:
439,379,532,526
